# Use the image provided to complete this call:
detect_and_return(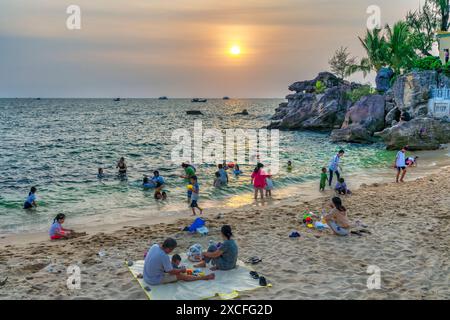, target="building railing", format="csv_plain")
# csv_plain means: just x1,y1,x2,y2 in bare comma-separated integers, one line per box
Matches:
431,88,450,99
